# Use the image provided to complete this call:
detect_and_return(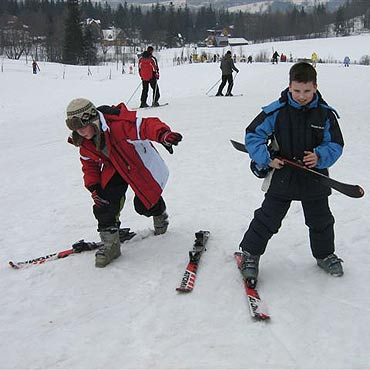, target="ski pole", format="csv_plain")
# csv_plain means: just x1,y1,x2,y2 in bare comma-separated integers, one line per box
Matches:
126,81,142,105
153,79,159,105
205,76,222,95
